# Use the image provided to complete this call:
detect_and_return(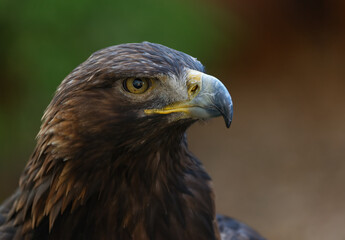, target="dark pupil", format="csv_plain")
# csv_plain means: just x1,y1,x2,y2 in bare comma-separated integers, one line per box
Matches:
132,79,143,89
